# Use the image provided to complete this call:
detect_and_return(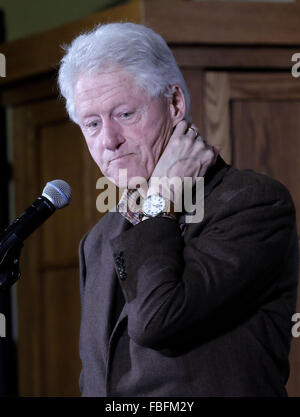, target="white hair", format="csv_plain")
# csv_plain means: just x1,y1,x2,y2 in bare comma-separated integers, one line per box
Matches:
57,22,191,123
